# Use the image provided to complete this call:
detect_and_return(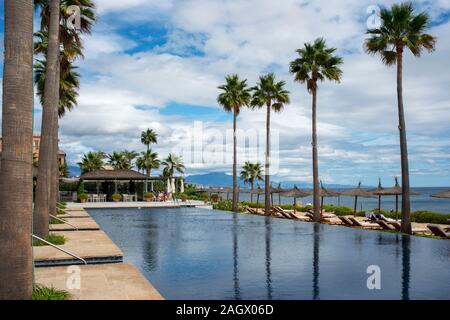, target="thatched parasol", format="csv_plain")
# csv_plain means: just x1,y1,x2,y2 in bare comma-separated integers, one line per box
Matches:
319,181,340,211
251,185,266,208
281,185,313,213
373,177,420,215
431,190,450,199
270,183,287,205
339,181,375,213
369,178,385,210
